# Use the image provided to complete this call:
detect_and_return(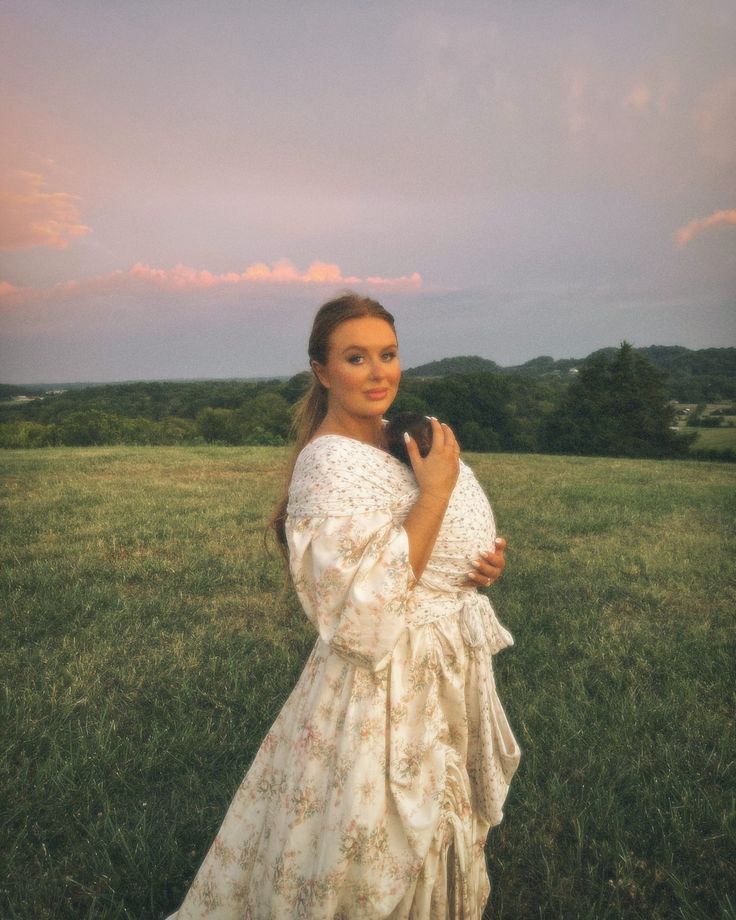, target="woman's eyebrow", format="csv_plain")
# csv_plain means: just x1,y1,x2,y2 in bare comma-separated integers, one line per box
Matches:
340,343,398,353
